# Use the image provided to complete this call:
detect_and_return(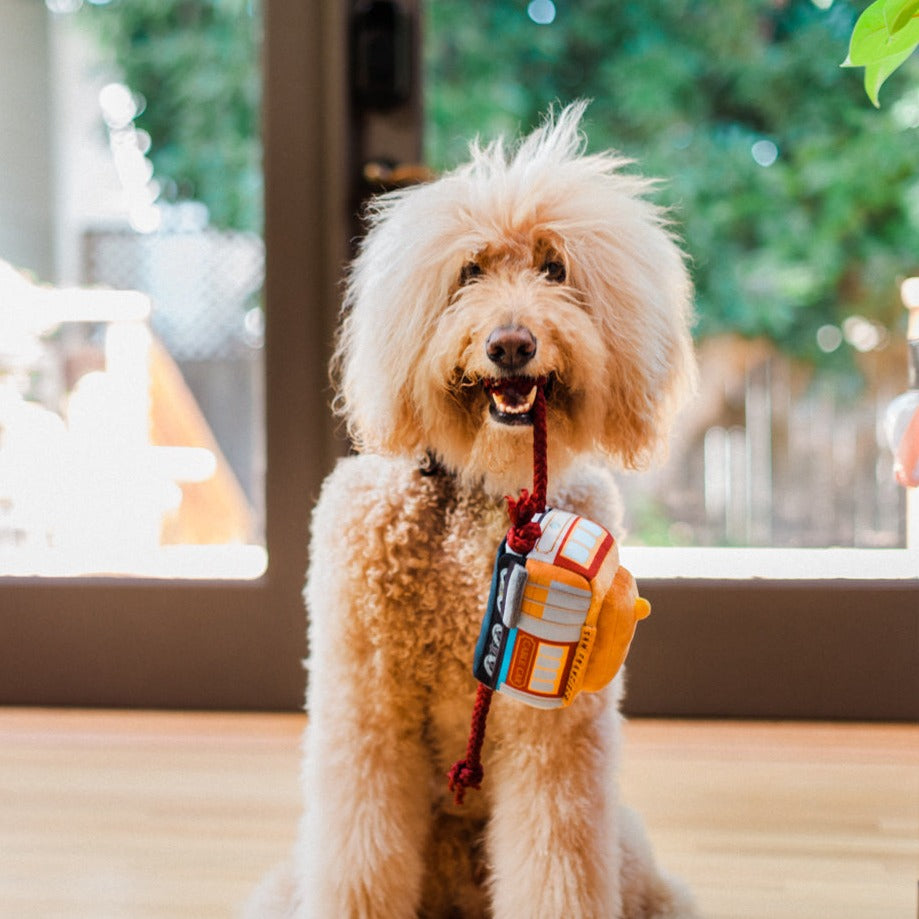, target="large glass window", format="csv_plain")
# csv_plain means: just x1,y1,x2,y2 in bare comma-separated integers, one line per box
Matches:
0,1,911,715
0,0,265,578
424,0,919,577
